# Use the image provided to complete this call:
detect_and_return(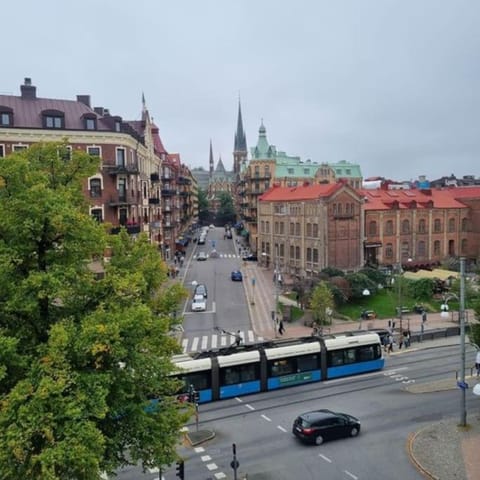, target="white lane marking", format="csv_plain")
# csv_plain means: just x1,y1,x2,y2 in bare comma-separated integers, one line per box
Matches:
211,334,217,349
201,455,212,462
261,414,271,422
194,446,205,453
319,454,332,463
248,330,255,342
214,473,227,479
383,367,408,374
191,337,199,351
201,335,208,350
206,463,218,471
182,338,188,352
344,471,358,480
277,426,287,433
235,397,243,403
245,404,255,411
